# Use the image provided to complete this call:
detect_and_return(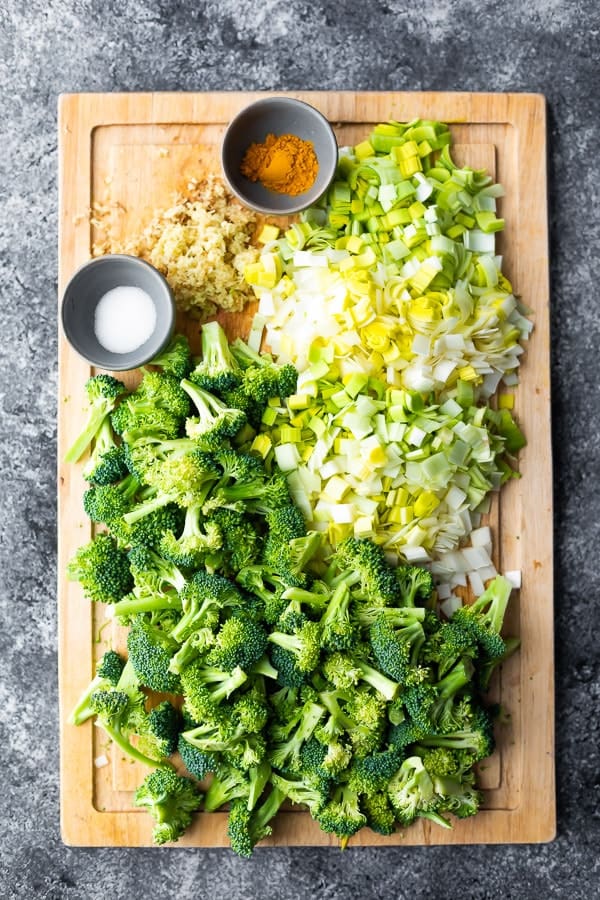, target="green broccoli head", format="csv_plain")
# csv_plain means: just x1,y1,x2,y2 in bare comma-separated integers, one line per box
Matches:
449,576,512,661
177,732,220,781
145,701,181,757
207,617,269,673
181,379,247,447
83,474,140,524
189,320,242,393
67,533,133,604
334,538,403,607
126,617,181,694
148,334,193,379
395,563,434,607
64,375,127,465
134,767,203,845
316,783,367,840
82,416,129,485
